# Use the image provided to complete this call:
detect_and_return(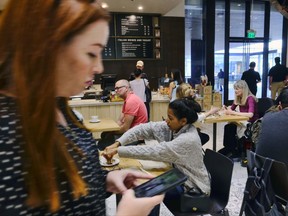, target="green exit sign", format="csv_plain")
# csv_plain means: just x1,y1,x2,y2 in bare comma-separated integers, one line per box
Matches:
247,29,256,38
